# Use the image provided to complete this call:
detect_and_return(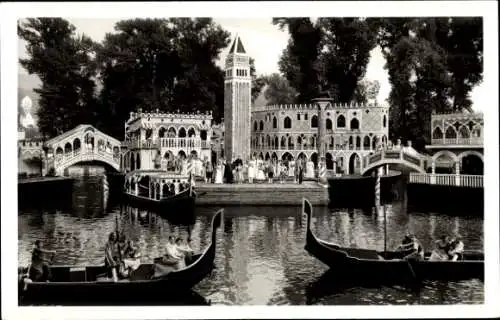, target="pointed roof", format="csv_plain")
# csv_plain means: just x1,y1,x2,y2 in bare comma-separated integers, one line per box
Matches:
229,34,246,54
